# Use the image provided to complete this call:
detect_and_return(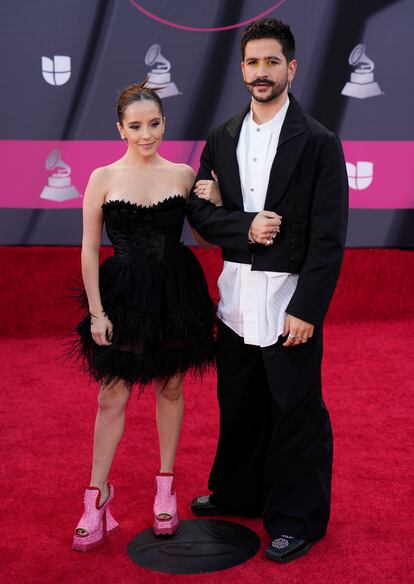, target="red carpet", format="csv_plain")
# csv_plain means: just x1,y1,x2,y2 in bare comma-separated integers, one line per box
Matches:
1,247,413,583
